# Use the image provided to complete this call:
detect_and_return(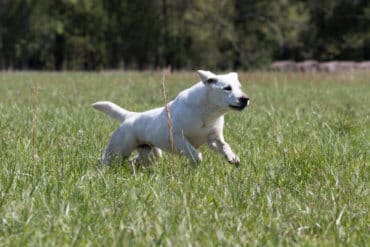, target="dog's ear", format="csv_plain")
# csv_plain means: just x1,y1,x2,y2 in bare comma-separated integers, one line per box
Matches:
197,70,217,84
229,72,238,80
